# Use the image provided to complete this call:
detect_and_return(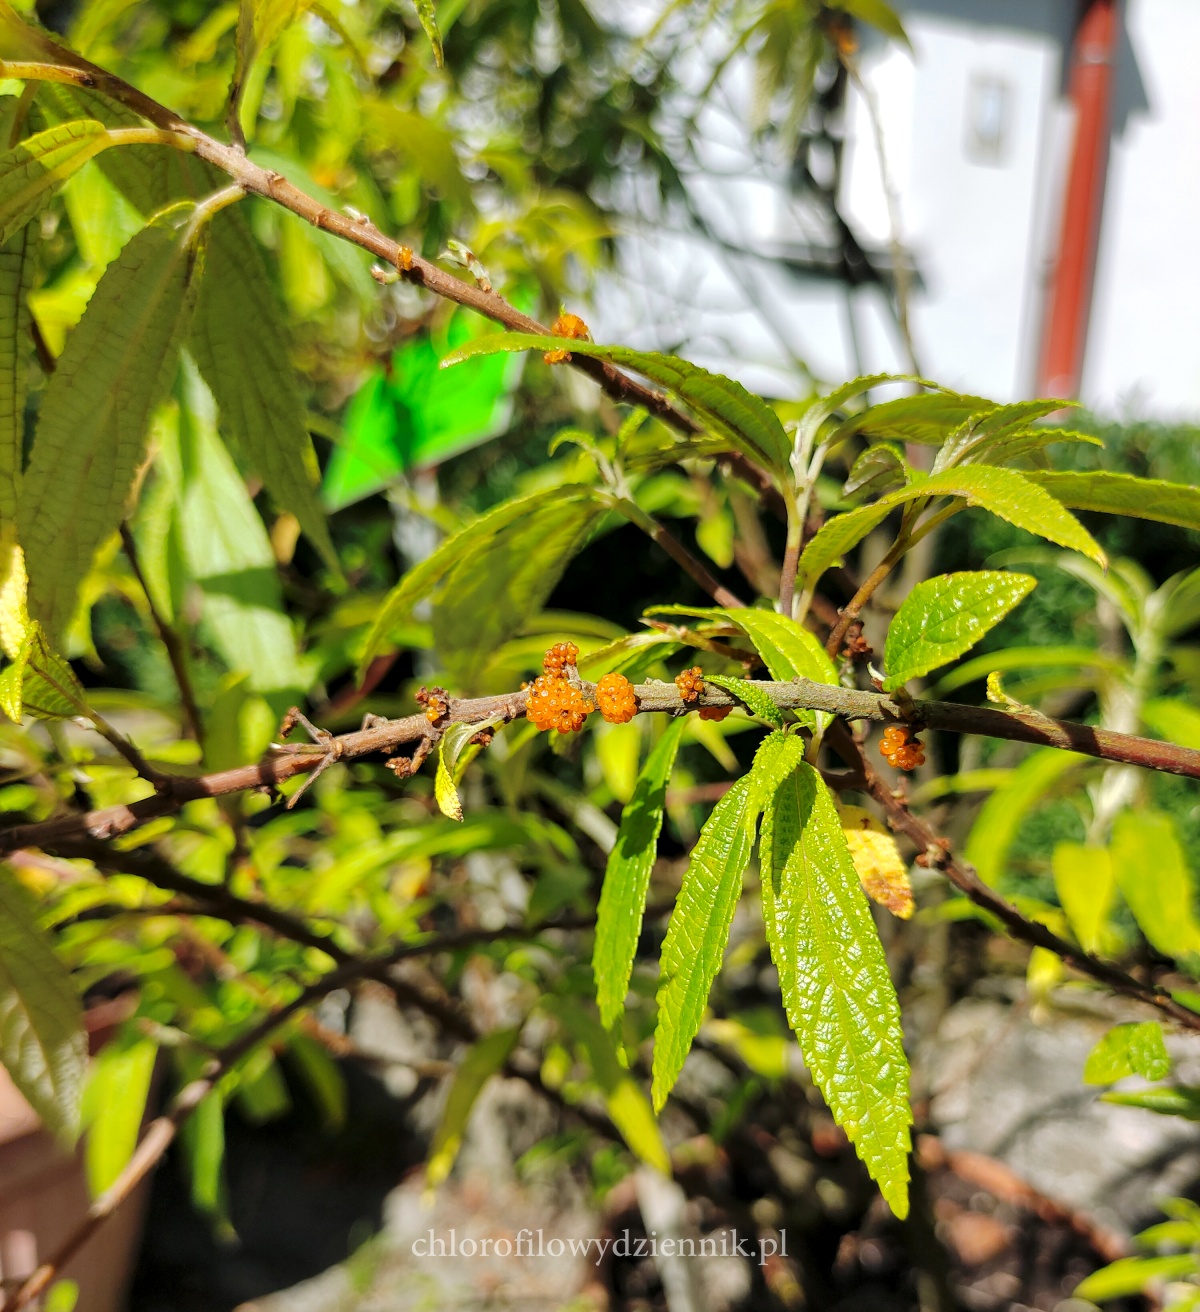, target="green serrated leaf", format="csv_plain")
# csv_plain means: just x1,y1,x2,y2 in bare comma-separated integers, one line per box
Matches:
704,674,784,727
18,215,201,640
594,717,686,1030
442,334,792,474
1112,810,1200,961
1028,469,1200,532
653,732,804,1111
759,761,911,1217
843,442,910,499
1052,842,1114,956
882,571,1036,690
796,373,907,454
426,1024,523,1189
1075,1254,1200,1302
933,399,1074,470
190,208,337,573
0,120,113,248
798,465,1105,591
82,1034,158,1195
0,222,35,524
359,485,607,683
1083,1022,1171,1086
828,388,993,448
0,620,90,722
0,868,87,1145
